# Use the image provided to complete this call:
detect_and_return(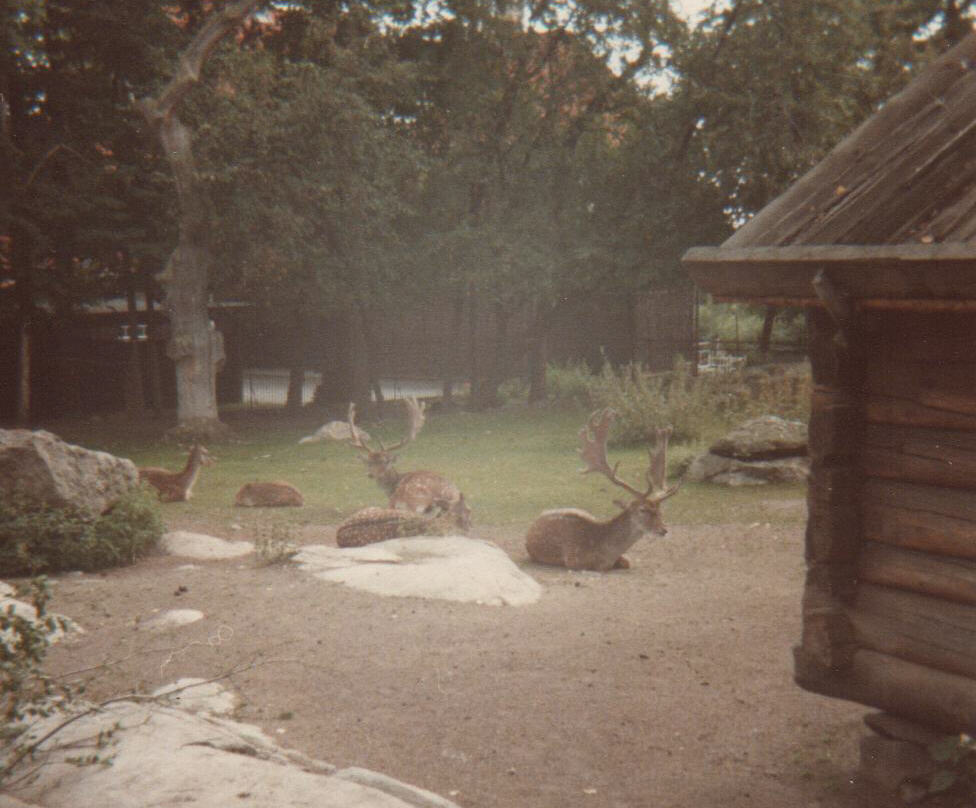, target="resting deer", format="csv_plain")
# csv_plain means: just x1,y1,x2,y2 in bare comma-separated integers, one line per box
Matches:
336,505,462,547
525,409,678,571
138,443,215,503
234,481,304,508
347,397,472,532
